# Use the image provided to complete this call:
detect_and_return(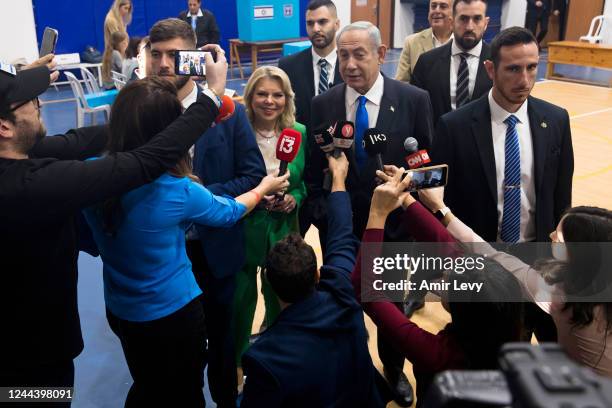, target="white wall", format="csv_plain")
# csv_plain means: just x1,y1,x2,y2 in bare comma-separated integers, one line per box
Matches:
394,1,415,48
335,0,352,29
0,0,39,64
603,0,612,44
501,0,527,29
